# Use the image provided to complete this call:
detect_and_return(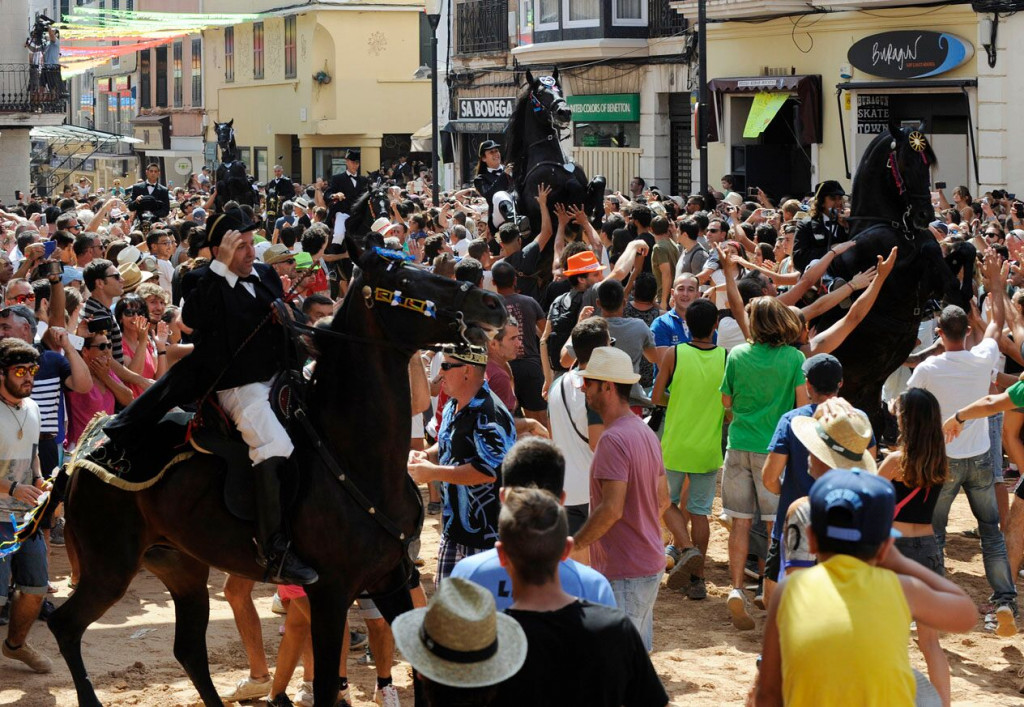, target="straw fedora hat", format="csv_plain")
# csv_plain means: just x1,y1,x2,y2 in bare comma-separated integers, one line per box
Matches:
392,577,527,689
791,397,876,473
117,261,154,294
579,346,640,385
